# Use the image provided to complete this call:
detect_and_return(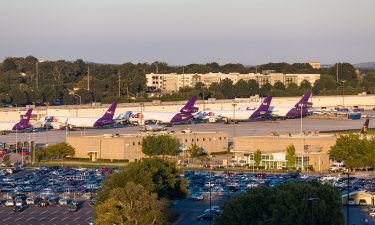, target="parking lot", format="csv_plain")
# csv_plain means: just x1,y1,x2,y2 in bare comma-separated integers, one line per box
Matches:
0,201,93,225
